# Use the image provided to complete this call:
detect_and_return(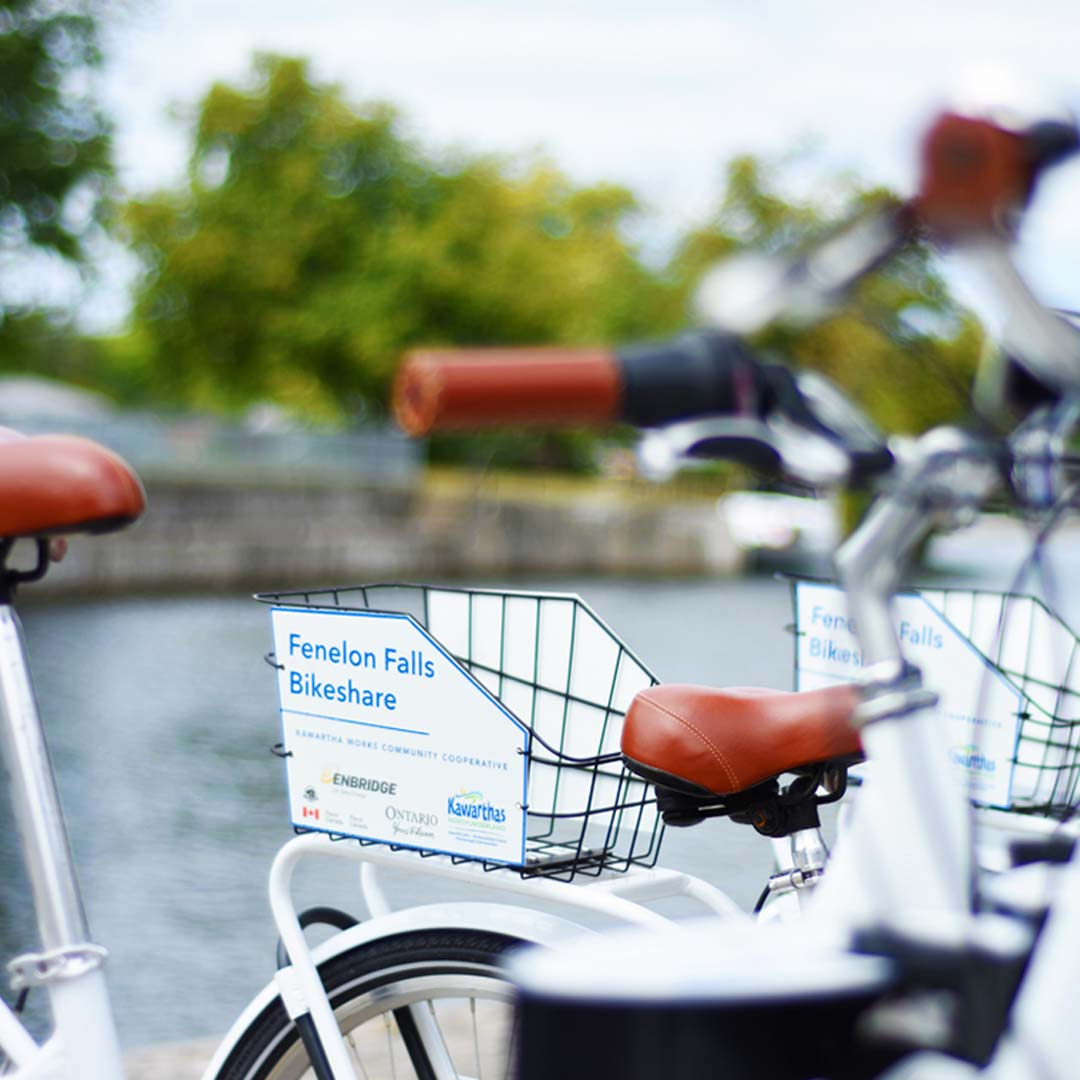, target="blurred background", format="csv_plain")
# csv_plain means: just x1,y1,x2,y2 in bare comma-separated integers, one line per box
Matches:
4,0,1080,1056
